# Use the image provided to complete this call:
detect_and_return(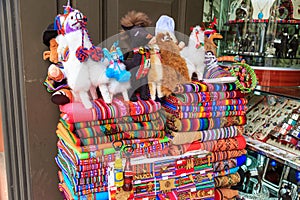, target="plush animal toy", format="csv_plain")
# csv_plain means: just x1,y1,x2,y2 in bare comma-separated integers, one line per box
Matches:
155,32,191,96
42,23,73,105
103,41,131,83
103,42,131,101
180,25,205,80
120,11,153,101
148,43,163,100
55,4,110,109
